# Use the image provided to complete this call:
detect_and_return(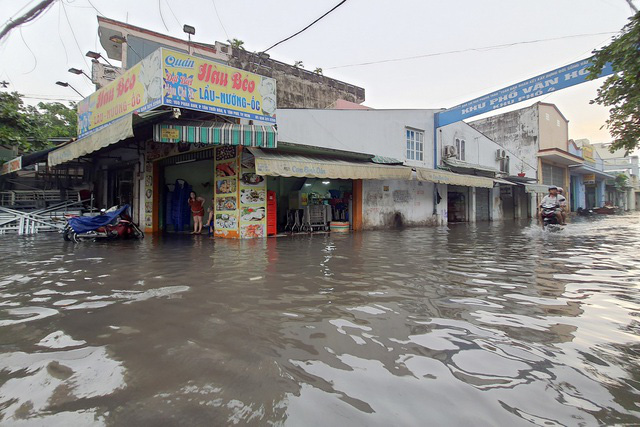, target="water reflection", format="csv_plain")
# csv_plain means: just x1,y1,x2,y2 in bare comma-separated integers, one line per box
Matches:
0,214,638,424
